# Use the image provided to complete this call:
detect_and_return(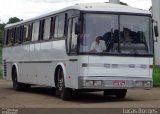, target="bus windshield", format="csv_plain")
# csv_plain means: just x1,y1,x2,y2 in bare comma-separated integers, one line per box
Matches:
79,13,153,55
